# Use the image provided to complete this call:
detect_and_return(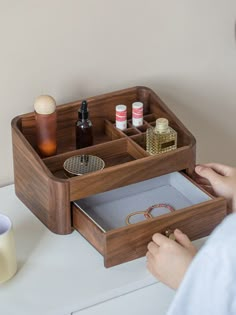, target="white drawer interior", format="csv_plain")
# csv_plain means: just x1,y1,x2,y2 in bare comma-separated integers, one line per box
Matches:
73,172,212,232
